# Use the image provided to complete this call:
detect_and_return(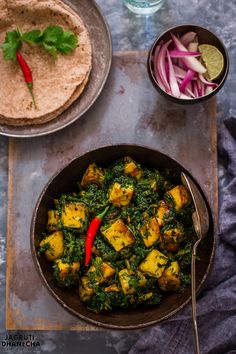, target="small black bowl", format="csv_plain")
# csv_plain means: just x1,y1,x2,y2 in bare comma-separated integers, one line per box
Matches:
147,24,229,104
